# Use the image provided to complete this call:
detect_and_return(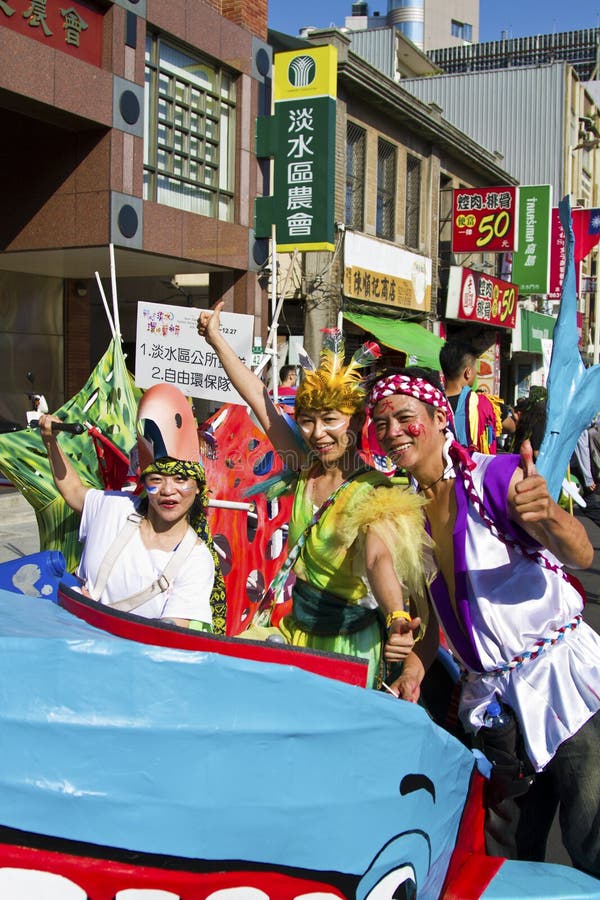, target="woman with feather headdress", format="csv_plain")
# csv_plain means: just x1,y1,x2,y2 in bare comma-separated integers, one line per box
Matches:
198,303,435,689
